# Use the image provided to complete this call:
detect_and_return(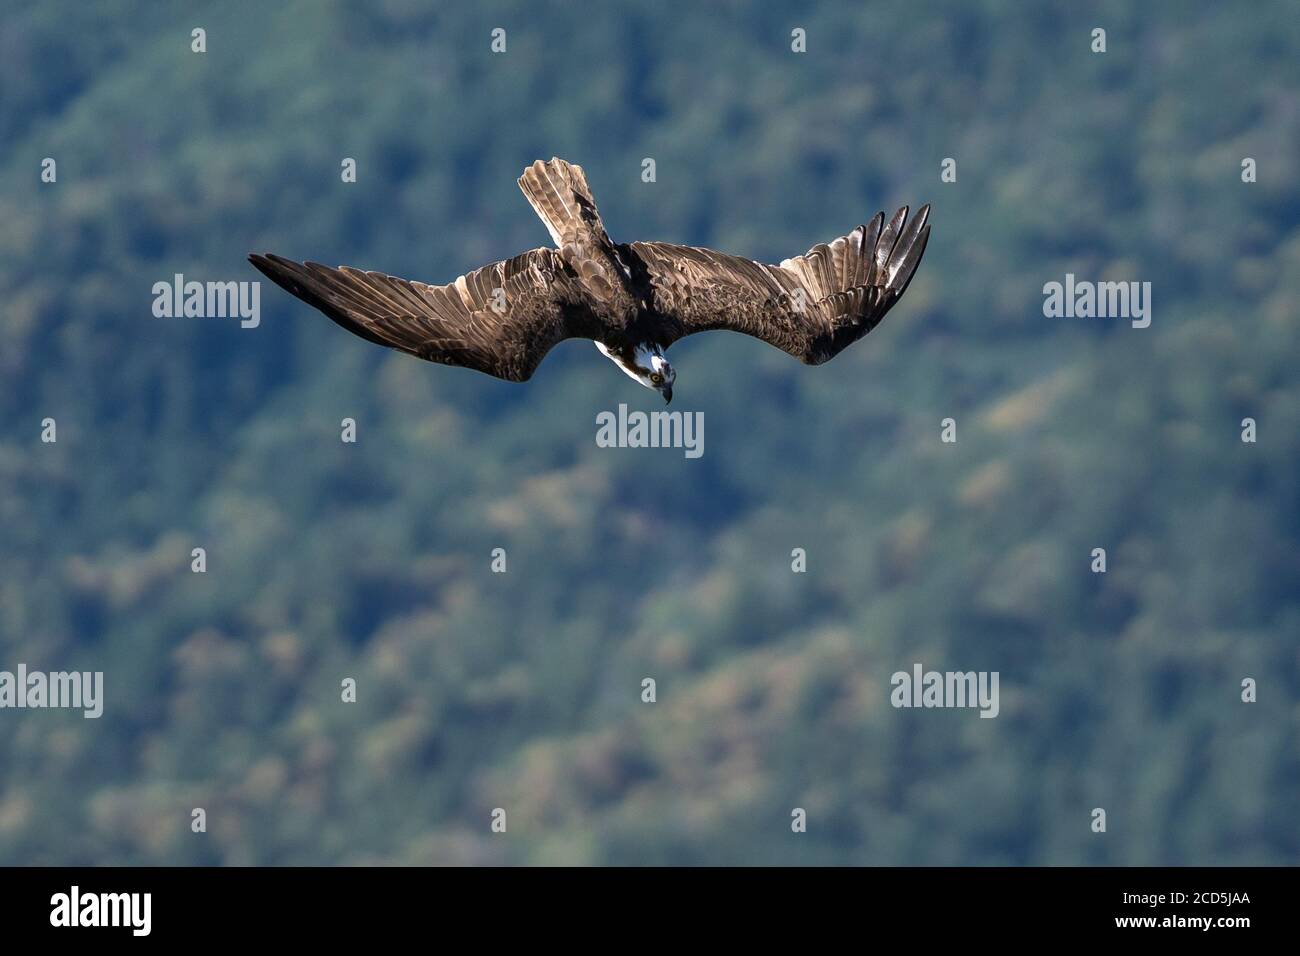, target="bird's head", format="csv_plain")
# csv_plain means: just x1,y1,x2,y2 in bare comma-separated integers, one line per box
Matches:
597,341,676,403
644,350,676,403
